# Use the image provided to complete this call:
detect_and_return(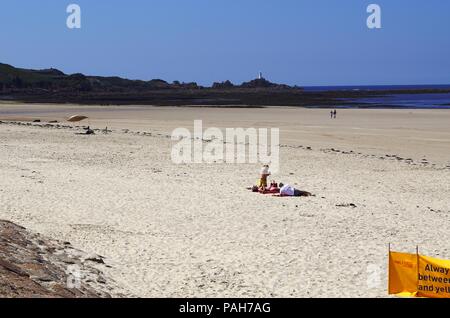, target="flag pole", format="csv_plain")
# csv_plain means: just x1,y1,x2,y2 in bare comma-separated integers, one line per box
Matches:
416,245,420,294
388,243,391,294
